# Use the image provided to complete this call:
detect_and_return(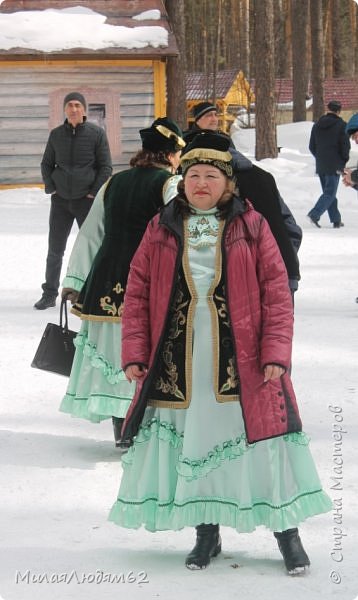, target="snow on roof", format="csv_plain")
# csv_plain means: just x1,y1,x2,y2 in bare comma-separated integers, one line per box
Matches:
0,6,168,52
